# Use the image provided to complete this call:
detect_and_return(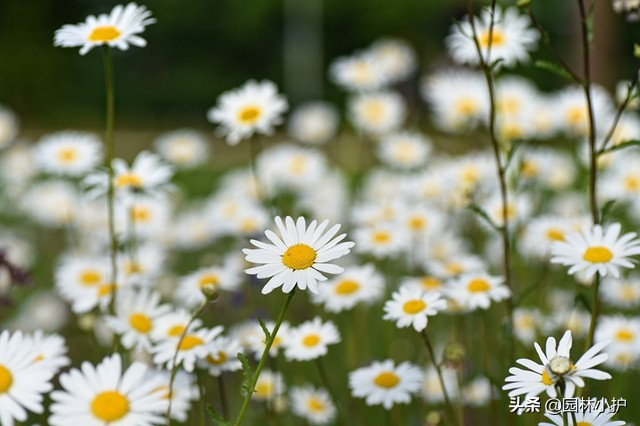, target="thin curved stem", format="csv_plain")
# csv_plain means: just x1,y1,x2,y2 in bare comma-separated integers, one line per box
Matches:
598,65,640,154
421,330,457,426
